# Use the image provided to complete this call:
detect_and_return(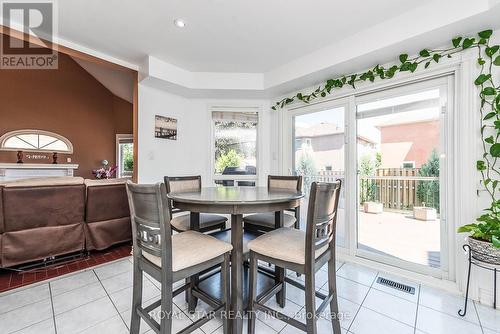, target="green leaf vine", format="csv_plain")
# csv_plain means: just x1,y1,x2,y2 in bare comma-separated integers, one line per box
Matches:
273,29,500,244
